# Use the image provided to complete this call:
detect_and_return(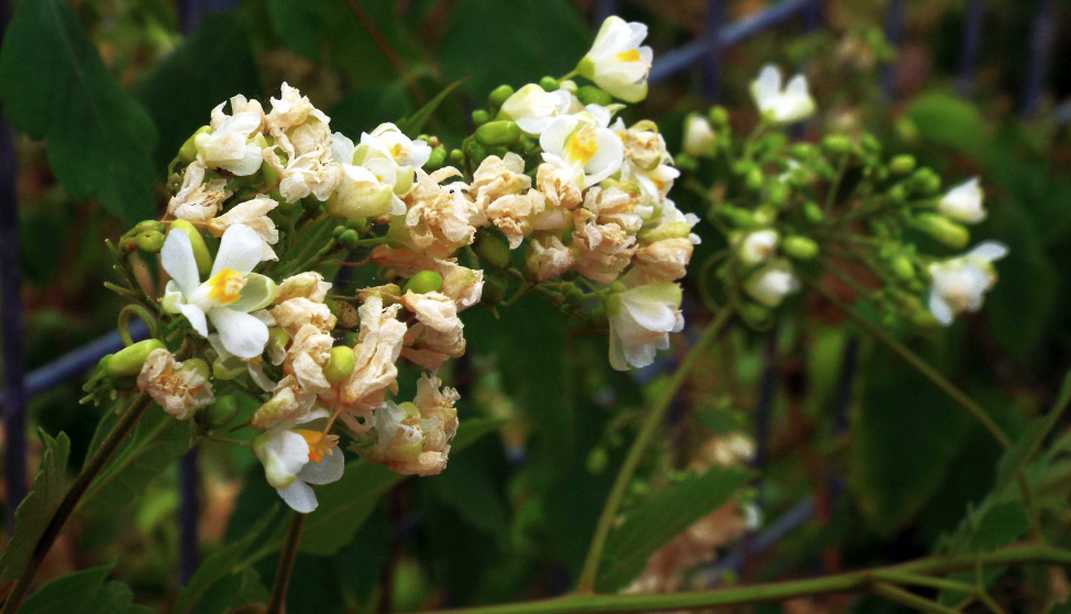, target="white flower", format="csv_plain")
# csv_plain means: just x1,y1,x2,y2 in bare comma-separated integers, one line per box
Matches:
683,114,716,157
161,224,275,359
167,162,232,222
540,105,624,188
137,348,213,421
195,95,265,176
750,65,815,125
737,229,779,266
606,282,684,371
253,408,344,513
205,196,280,261
578,16,653,103
938,177,986,224
745,260,800,307
328,132,401,219
499,84,579,135
362,122,432,169
927,241,1008,326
